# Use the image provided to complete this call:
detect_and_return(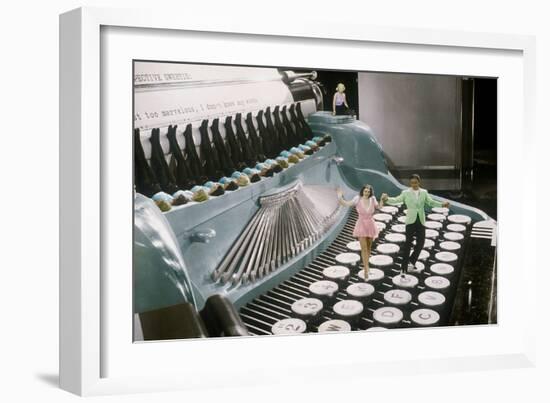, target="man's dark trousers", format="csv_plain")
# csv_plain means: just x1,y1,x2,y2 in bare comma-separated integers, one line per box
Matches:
400,214,425,273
